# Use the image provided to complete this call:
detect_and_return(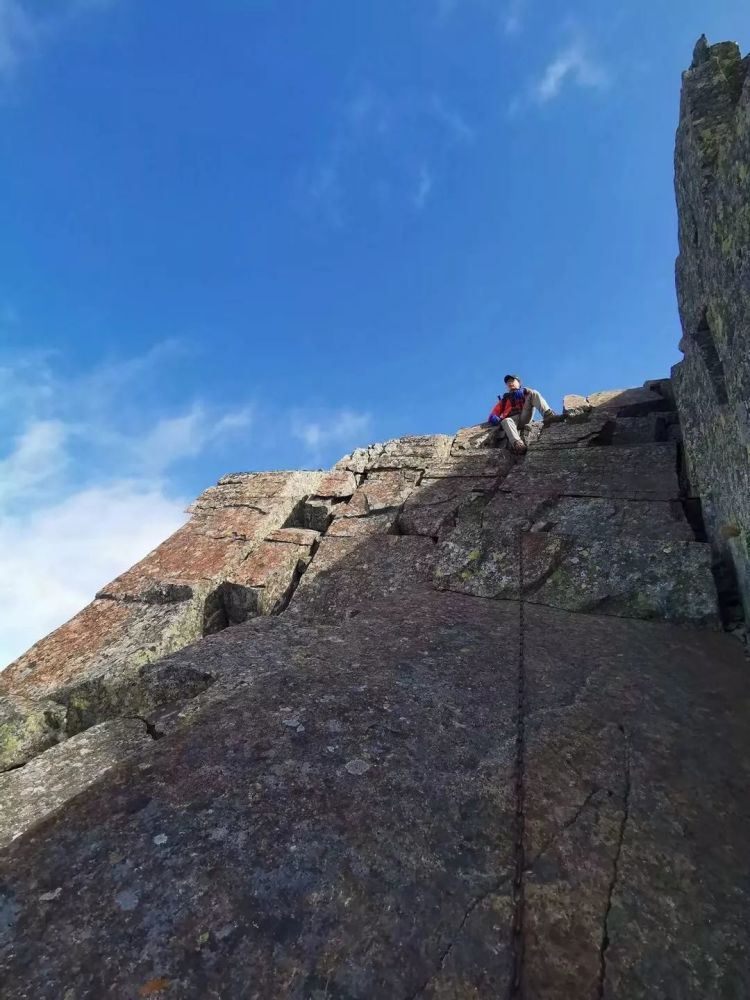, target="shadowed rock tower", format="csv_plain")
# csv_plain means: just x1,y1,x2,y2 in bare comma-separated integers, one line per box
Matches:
1,40,749,1000
673,34,750,621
